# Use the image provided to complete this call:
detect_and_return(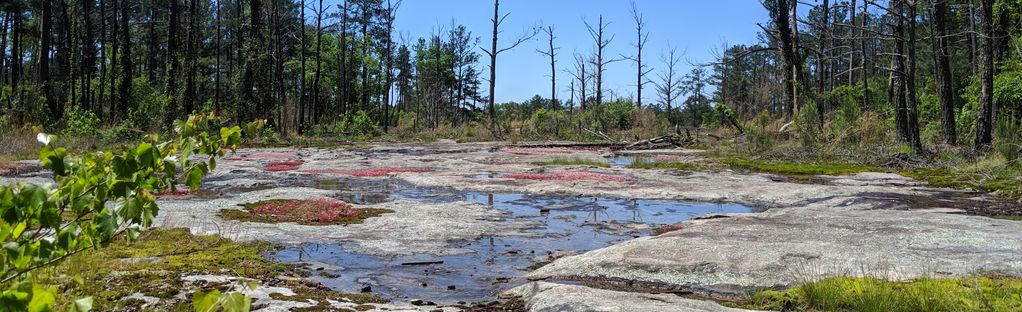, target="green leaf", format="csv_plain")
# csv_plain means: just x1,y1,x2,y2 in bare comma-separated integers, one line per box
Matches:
185,170,204,191
71,297,93,312
222,292,251,312
27,285,56,312
136,143,157,168
192,290,221,312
